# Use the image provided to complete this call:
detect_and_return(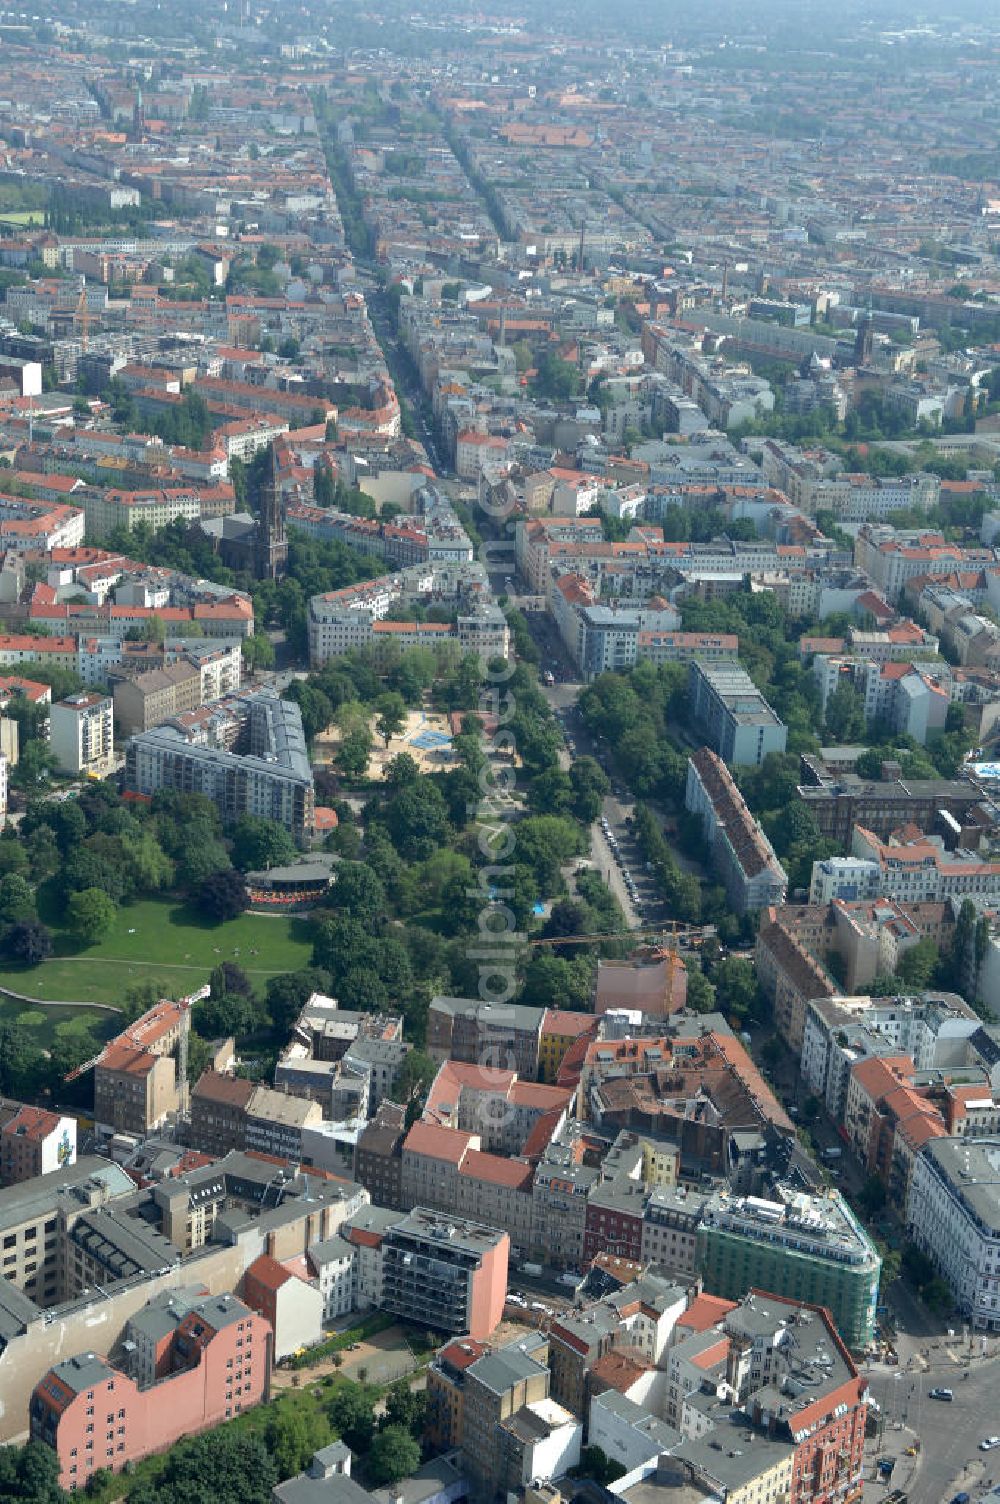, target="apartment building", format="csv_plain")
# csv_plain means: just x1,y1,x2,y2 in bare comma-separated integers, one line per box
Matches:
244,1086,323,1162
854,526,964,598
0,1107,76,1186
30,1293,271,1489
241,1253,324,1361
113,661,201,735
530,1145,597,1269
426,997,544,1078
0,1152,367,1442
465,1336,581,1501
696,1187,881,1349
797,764,981,844
537,1011,596,1084
425,1336,490,1452
307,1236,355,1322
355,1101,407,1210
125,691,314,842
688,661,787,768
811,653,950,745
93,1000,190,1137
685,748,787,914
844,1056,946,1213
188,1071,254,1158
908,1135,1000,1330
49,693,114,775
379,1208,508,1341
810,826,1000,907
81,487,202,541
738,1295,868,1504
